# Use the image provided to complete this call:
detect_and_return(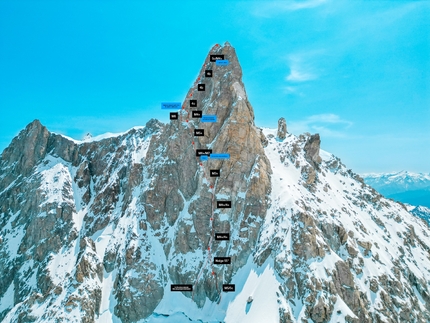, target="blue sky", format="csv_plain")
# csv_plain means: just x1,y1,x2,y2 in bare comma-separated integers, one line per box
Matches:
0,0,429,173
